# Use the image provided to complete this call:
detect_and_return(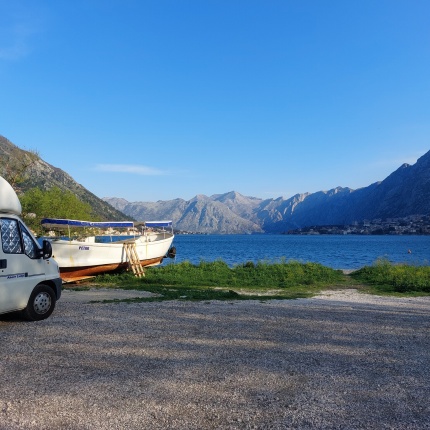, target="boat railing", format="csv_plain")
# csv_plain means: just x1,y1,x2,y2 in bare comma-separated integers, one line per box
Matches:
141,221,174,240
41,219,174,243
95,234,140,243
